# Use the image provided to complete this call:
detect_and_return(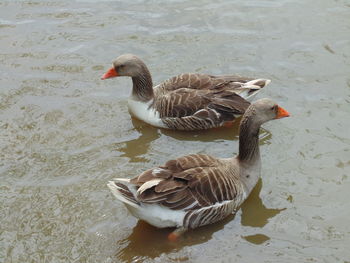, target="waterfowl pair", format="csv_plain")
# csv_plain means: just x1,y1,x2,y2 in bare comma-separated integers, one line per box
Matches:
108,98,290,240
101,54,271,130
